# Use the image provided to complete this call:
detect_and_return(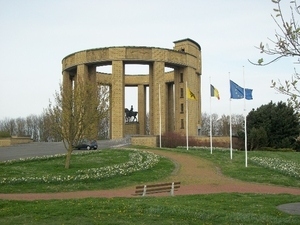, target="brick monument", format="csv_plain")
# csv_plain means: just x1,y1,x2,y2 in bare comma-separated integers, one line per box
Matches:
62,38,202,140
